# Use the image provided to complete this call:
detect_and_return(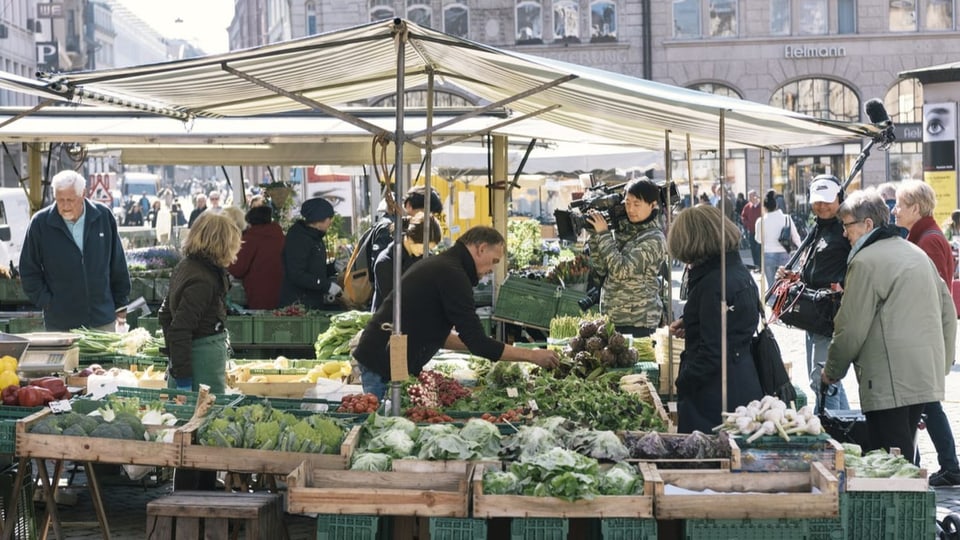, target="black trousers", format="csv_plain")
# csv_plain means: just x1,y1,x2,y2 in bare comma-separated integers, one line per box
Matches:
864,403,925,459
